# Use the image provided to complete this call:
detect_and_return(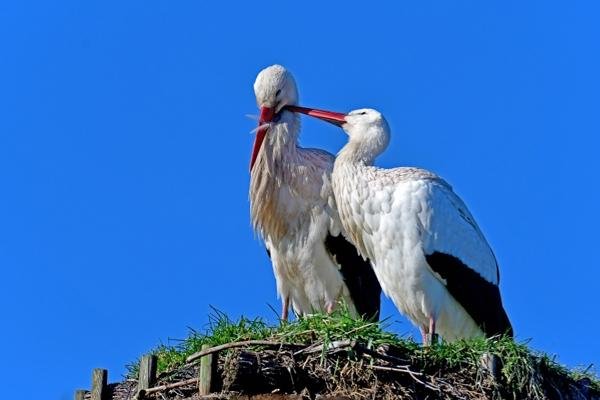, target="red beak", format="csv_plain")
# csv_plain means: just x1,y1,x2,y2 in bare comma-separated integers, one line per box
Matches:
284,105,347,126
249,106,275,171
